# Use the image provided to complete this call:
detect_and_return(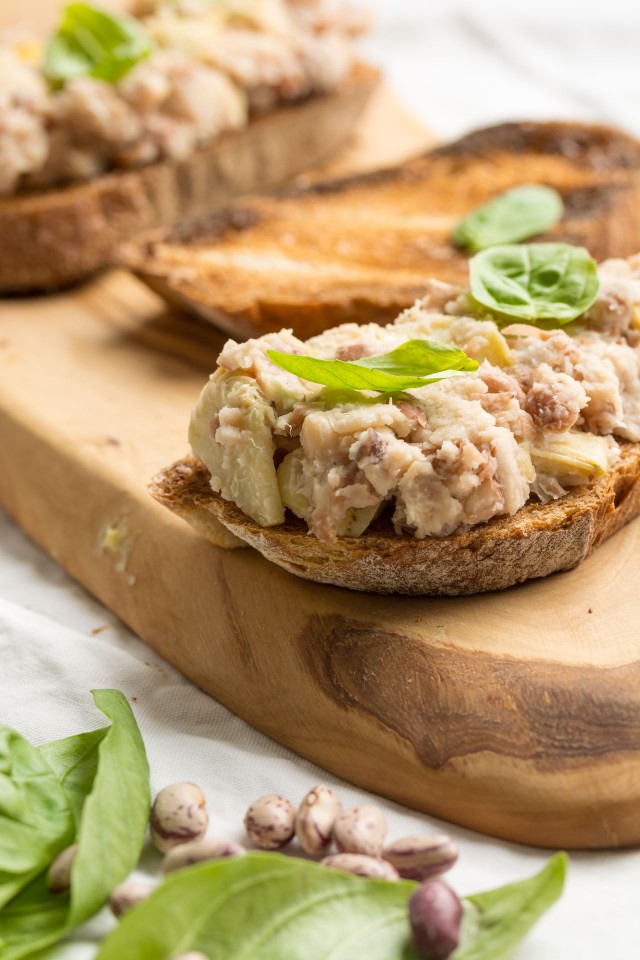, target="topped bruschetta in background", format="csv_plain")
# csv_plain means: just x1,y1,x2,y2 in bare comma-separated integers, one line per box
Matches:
0,0,376,291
